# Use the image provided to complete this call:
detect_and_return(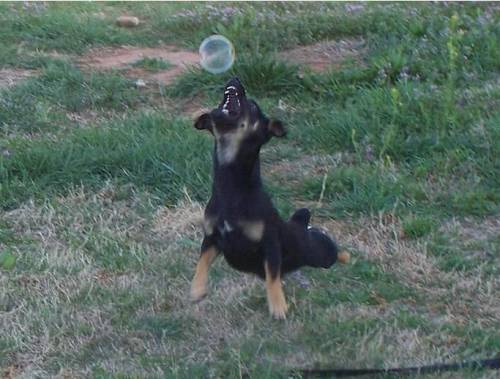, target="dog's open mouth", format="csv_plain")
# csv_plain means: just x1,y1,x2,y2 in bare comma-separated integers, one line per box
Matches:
222,85,240,116
220,77,245,118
